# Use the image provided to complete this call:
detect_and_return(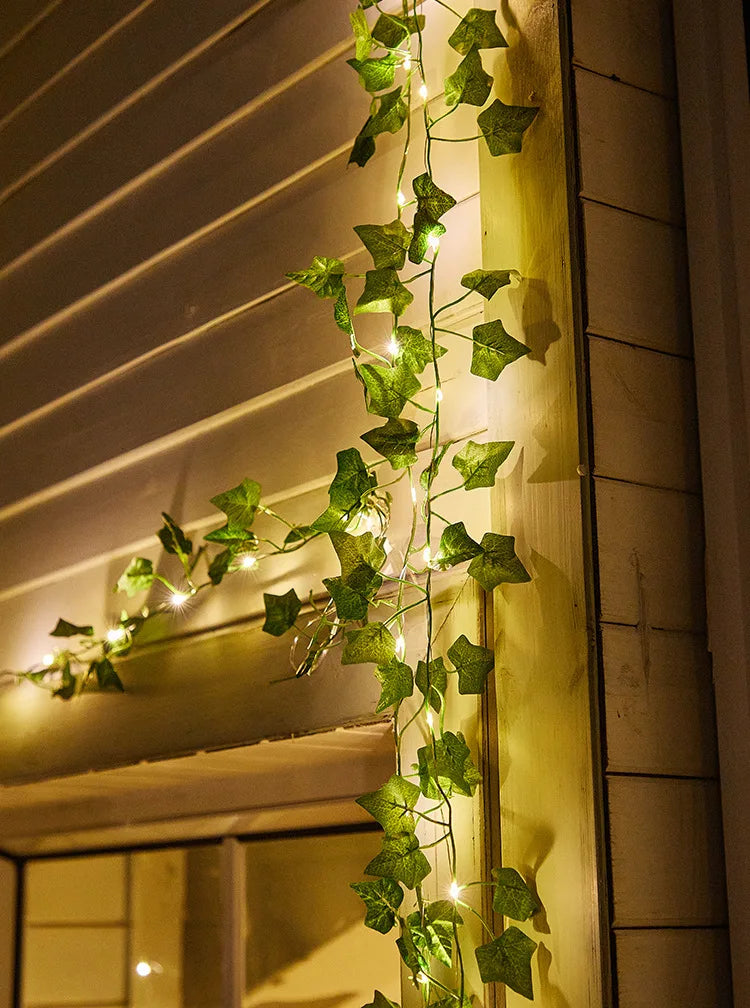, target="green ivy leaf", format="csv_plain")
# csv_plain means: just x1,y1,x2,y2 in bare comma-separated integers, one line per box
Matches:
417,730,481,799
365,832,431,889
372,12,424,48
210,479,261,530
262,588,302,637
286,256,346,298
363,992,400,1008
116,557,154,597
363,86,408,137
347,52,398,93
349,124,377,167
444,46,492,107
312,448,376,532
157,512,192,562
393,325,447,374
461,268,515,299
471,319,531,380
409,173,457,264
330,530,385,597
334,287,354,336
356,361,421,419
342,622,396,666
350,9,373,60
407,900,464,967
452,439,514,490
323,575,369,621
207,548,233,586
355,267,414,315
397,921,429,974
350,878,404,934
53,659,77,701
475,926,537,999
447,634,494,694
434,521,482,569
357,774,421,834
374,657,414,712
361,417,420,469
204,525,257,546
354,219,411,270
468,532,531,590
448,8,508,54
284,525,314,545
477,99,539,156
415,657,448,712
91,657,124,692
50,618,94,638
492,868,541,921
